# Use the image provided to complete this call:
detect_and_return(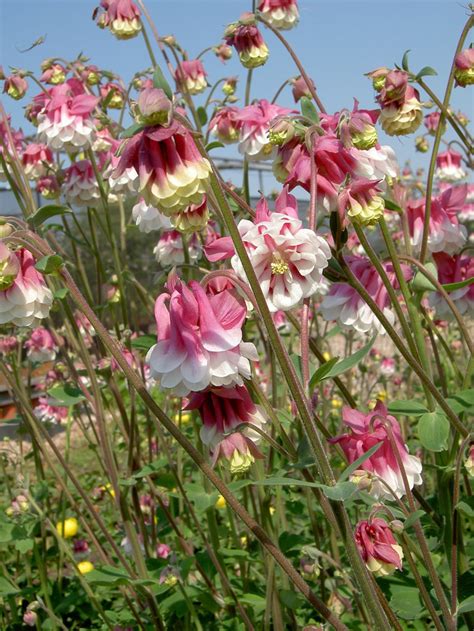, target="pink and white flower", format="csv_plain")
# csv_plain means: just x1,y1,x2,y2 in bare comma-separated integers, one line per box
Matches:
224,14,269,69
258,0,299,30
146,275,258,395
175,60,208,95
355,518,403,577
330,402,423,499
352,145,399,185
0,246,53,327
231,189,331,312
153,230,201,267
338,177,385,227
25,327,57,363
454,48,474,87
376,71,423,136
132,198,171,233
3,75,28,100
104,150,138,200
34,396,68,424
95,0,142,39
63,160,101,208
435,149,466,182
209,107,242,144
40,63,67,85
429,252,474,319
380,357,396,377
37,174,60,199
21,143,54,180
236,99,293,161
